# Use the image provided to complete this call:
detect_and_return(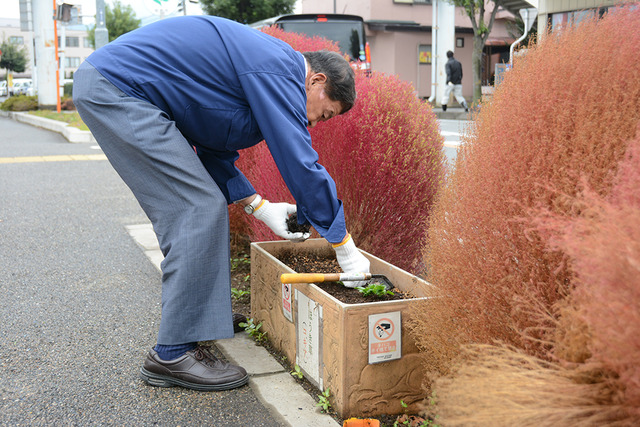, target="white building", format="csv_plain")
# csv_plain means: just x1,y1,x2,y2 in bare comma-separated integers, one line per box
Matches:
0,17,93,80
